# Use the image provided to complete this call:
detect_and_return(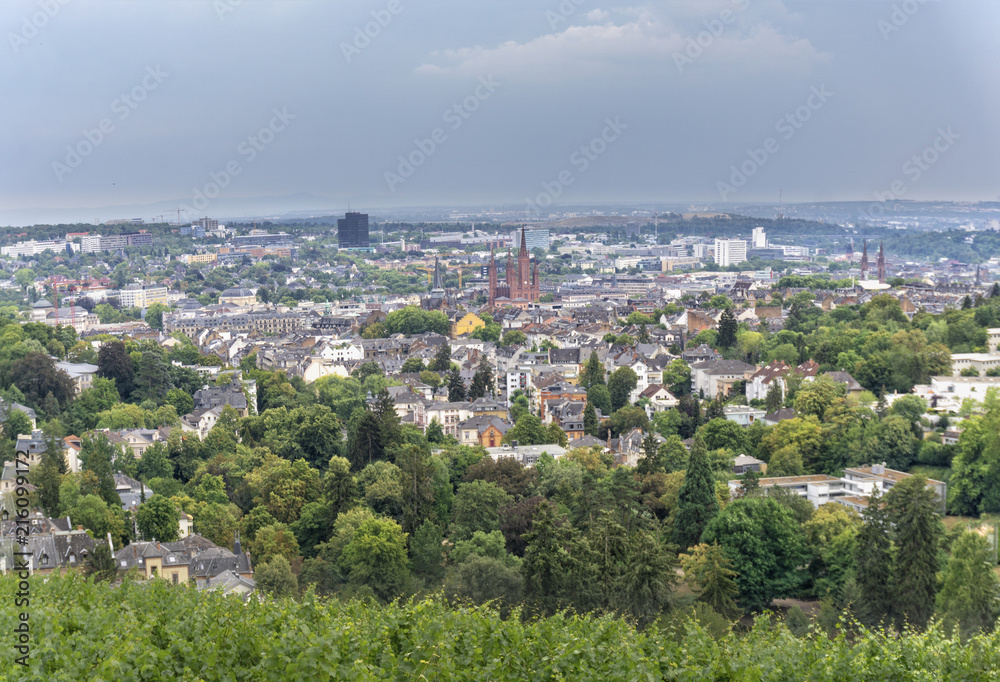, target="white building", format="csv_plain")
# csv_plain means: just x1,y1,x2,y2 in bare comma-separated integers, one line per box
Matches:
752,227,767,249
117,285,169,308
714,239,747,267
950,353,1000,377
1,240,74,258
